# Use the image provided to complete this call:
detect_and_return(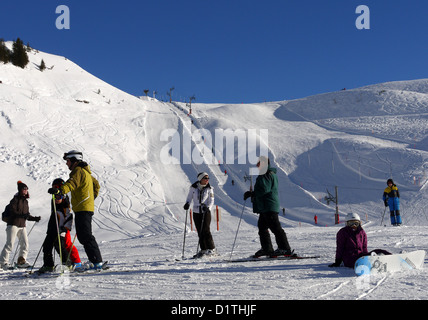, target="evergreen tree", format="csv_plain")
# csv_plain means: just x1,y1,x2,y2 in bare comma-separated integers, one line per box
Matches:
39,59,46,71
10,38,29,68
0,39,11,64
